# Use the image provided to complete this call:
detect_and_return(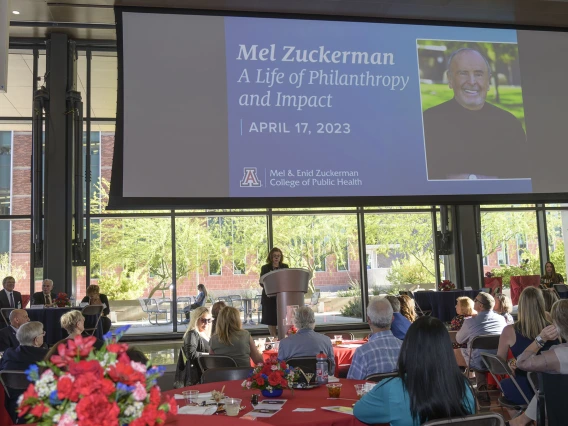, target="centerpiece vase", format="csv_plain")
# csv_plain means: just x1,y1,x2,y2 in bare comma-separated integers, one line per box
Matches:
261,388,283,398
